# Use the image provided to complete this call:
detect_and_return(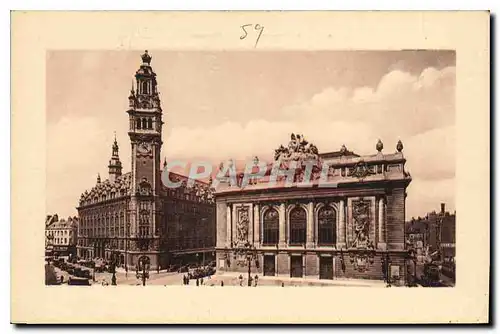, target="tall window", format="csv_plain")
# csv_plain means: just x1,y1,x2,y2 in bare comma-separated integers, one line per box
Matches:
263,208,279,245
142,81,148,94
142,118,147,129
289,207,306,245
148,118,153,129
318,206,336,245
